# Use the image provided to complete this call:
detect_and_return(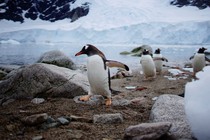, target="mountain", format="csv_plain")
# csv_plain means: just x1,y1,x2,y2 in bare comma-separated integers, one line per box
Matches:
171,0,210,9
0,0,89,23
0,0,210,45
